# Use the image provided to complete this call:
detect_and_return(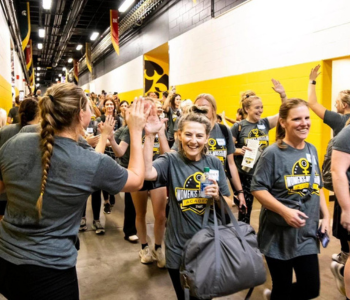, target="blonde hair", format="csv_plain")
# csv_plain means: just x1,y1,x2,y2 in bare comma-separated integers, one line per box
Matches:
276,98,308,149
240,90,260,118
36,83,88,217
194,93,217,122
339,90,350,107
177,105,211,156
